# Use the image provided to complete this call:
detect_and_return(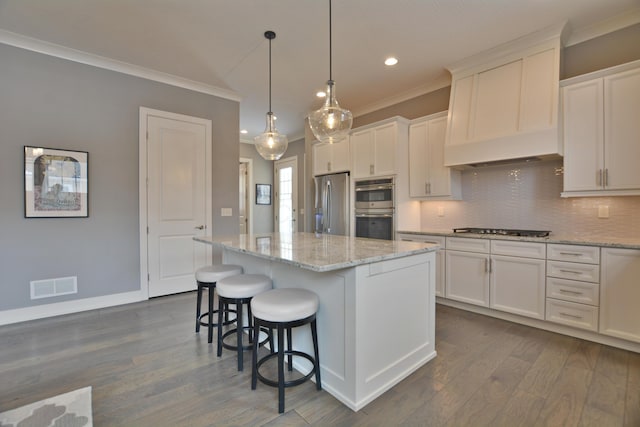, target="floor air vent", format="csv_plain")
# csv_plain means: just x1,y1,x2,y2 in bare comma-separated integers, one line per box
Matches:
30,276,78,300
